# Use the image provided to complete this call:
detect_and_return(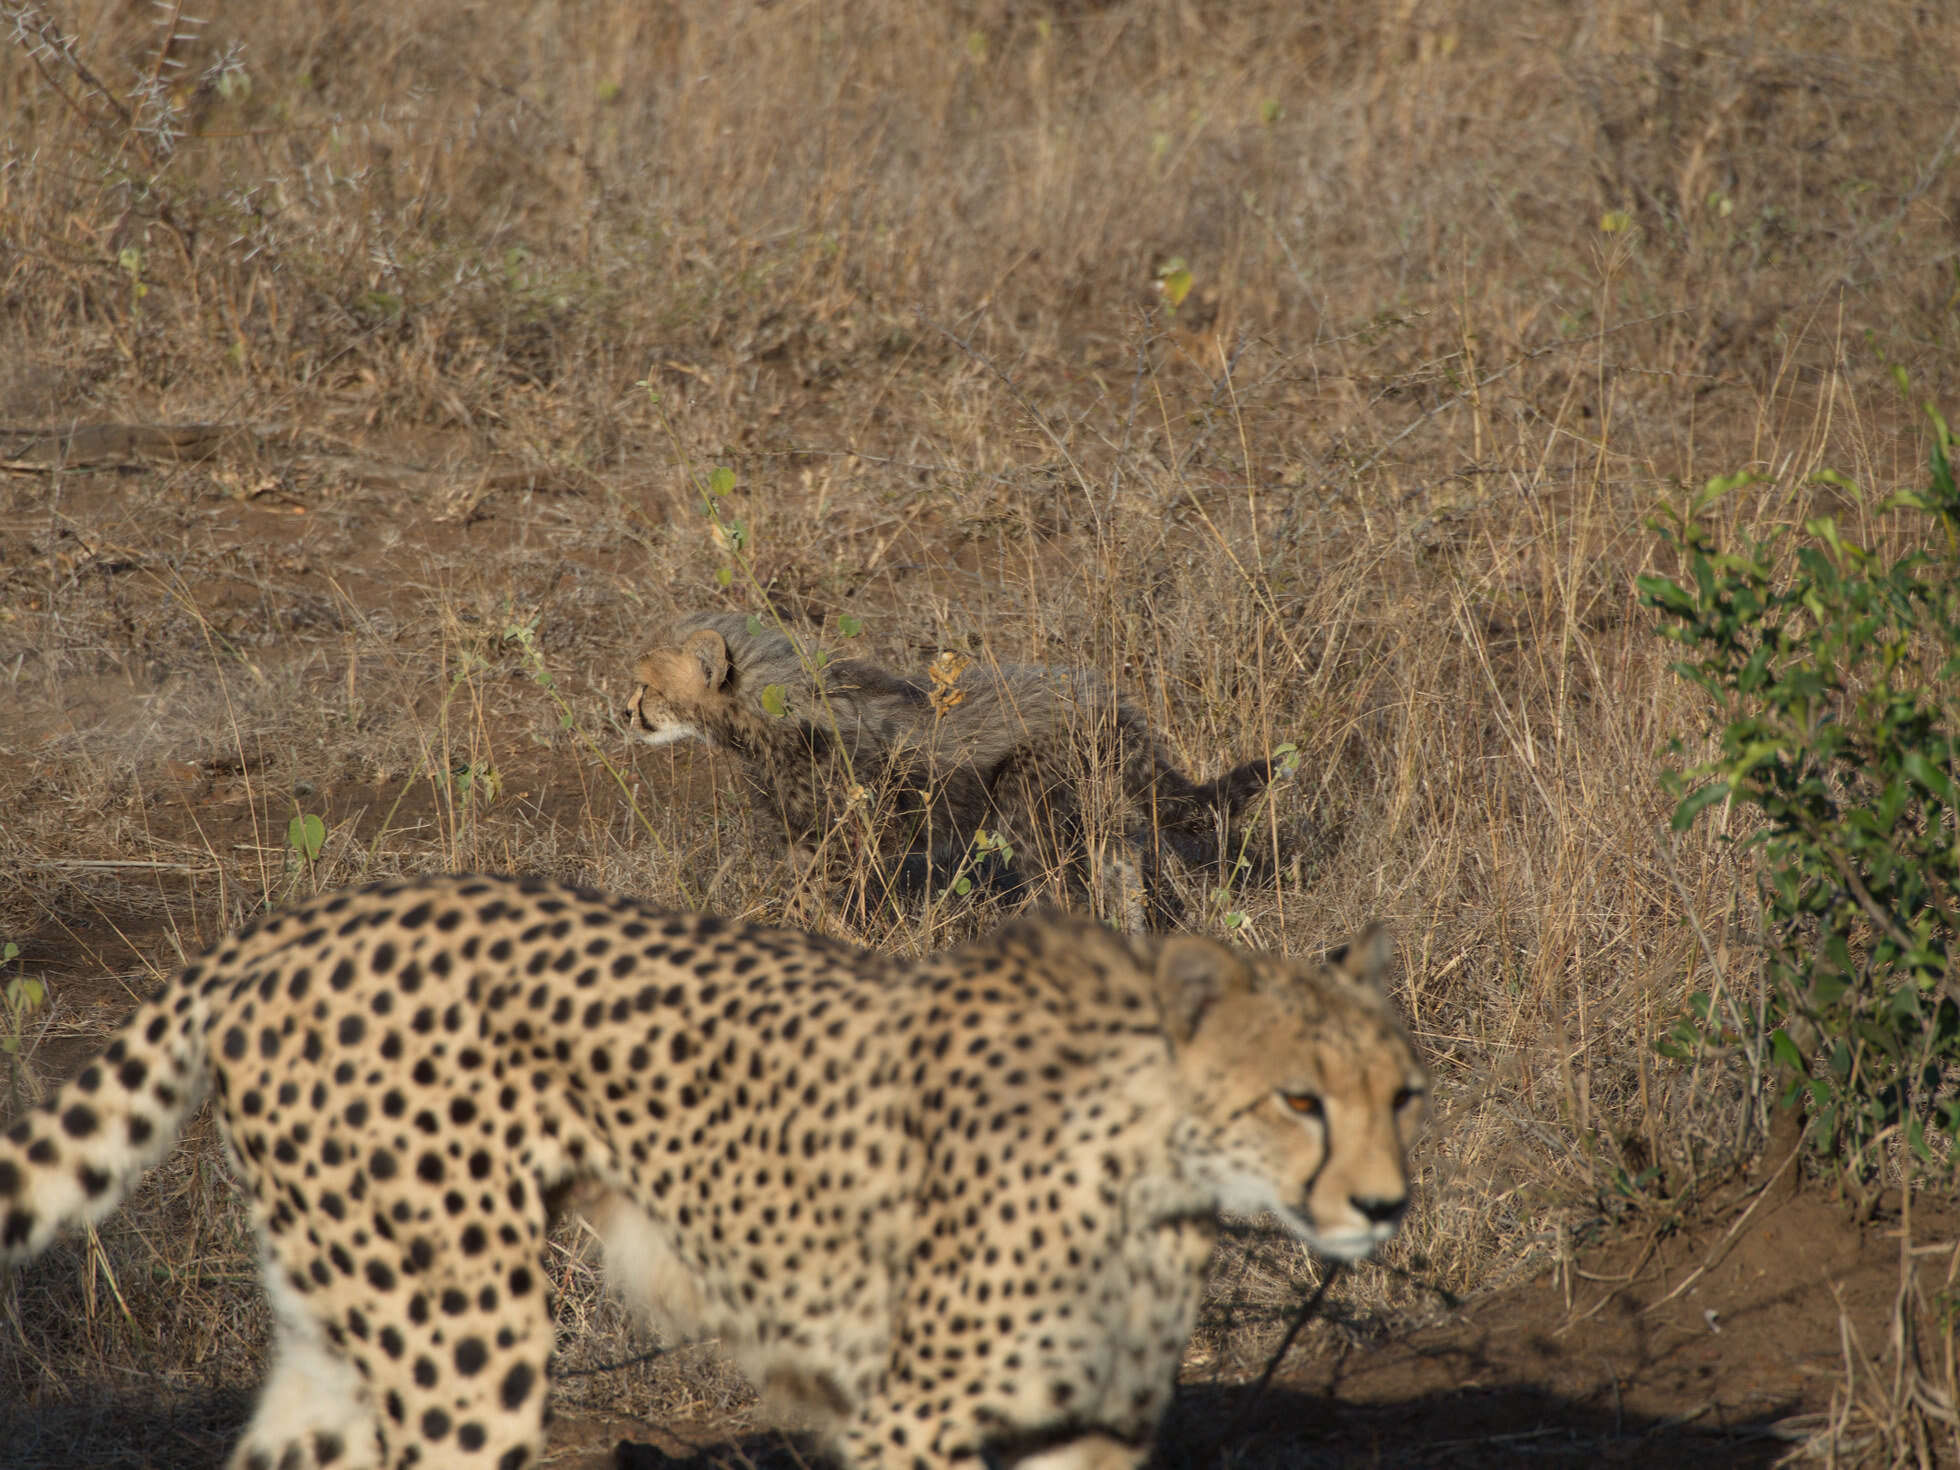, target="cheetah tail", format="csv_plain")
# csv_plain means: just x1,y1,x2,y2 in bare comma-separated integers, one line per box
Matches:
0,987,210,1264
